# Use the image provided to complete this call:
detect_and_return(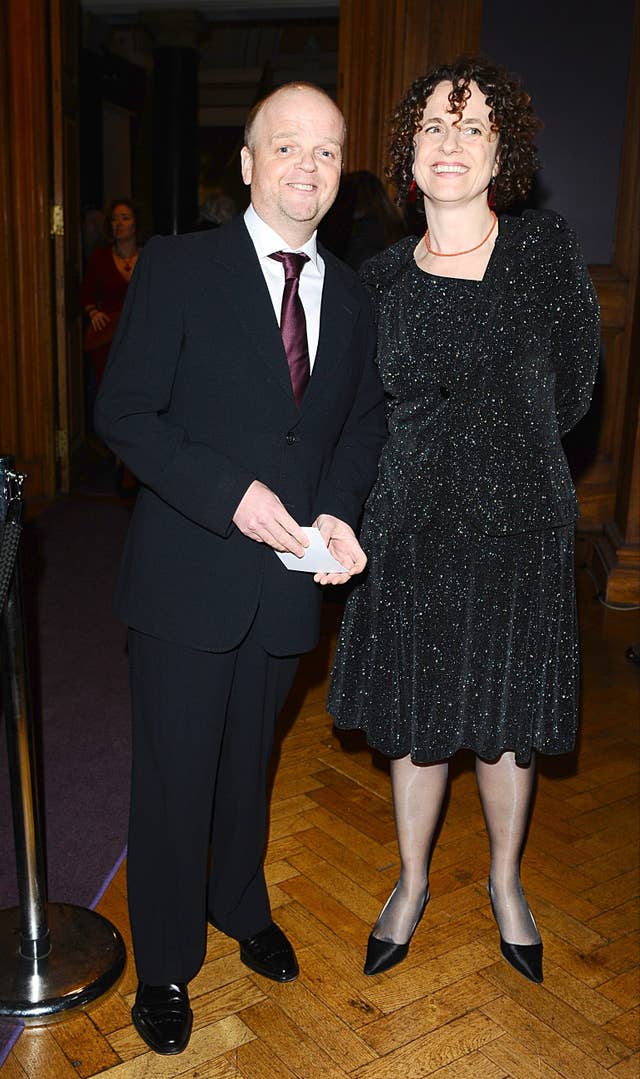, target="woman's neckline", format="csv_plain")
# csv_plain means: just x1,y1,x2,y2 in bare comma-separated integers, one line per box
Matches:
111,245,138,281
410,222,500,283
414,266,482,284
